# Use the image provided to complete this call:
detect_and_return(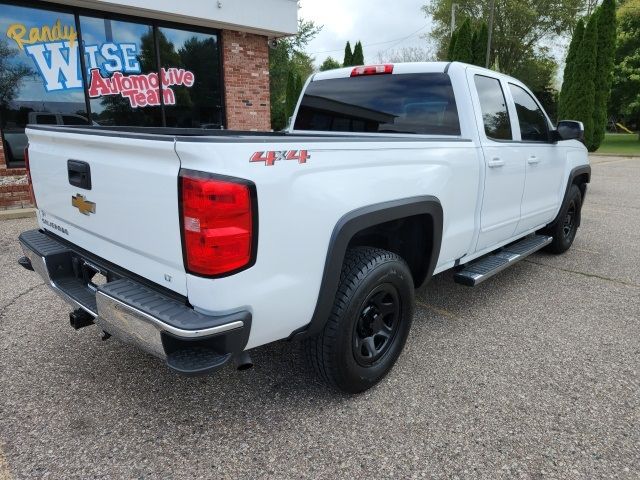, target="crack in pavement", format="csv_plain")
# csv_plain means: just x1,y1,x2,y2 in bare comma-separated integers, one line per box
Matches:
0,282,44,321
524,259,640,289
416,300,460,320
